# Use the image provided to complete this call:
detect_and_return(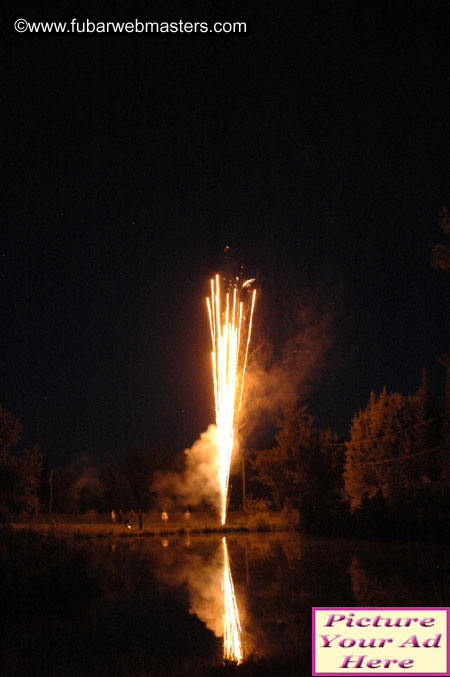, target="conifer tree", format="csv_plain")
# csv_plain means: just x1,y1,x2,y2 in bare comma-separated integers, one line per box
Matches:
343,388,417,511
